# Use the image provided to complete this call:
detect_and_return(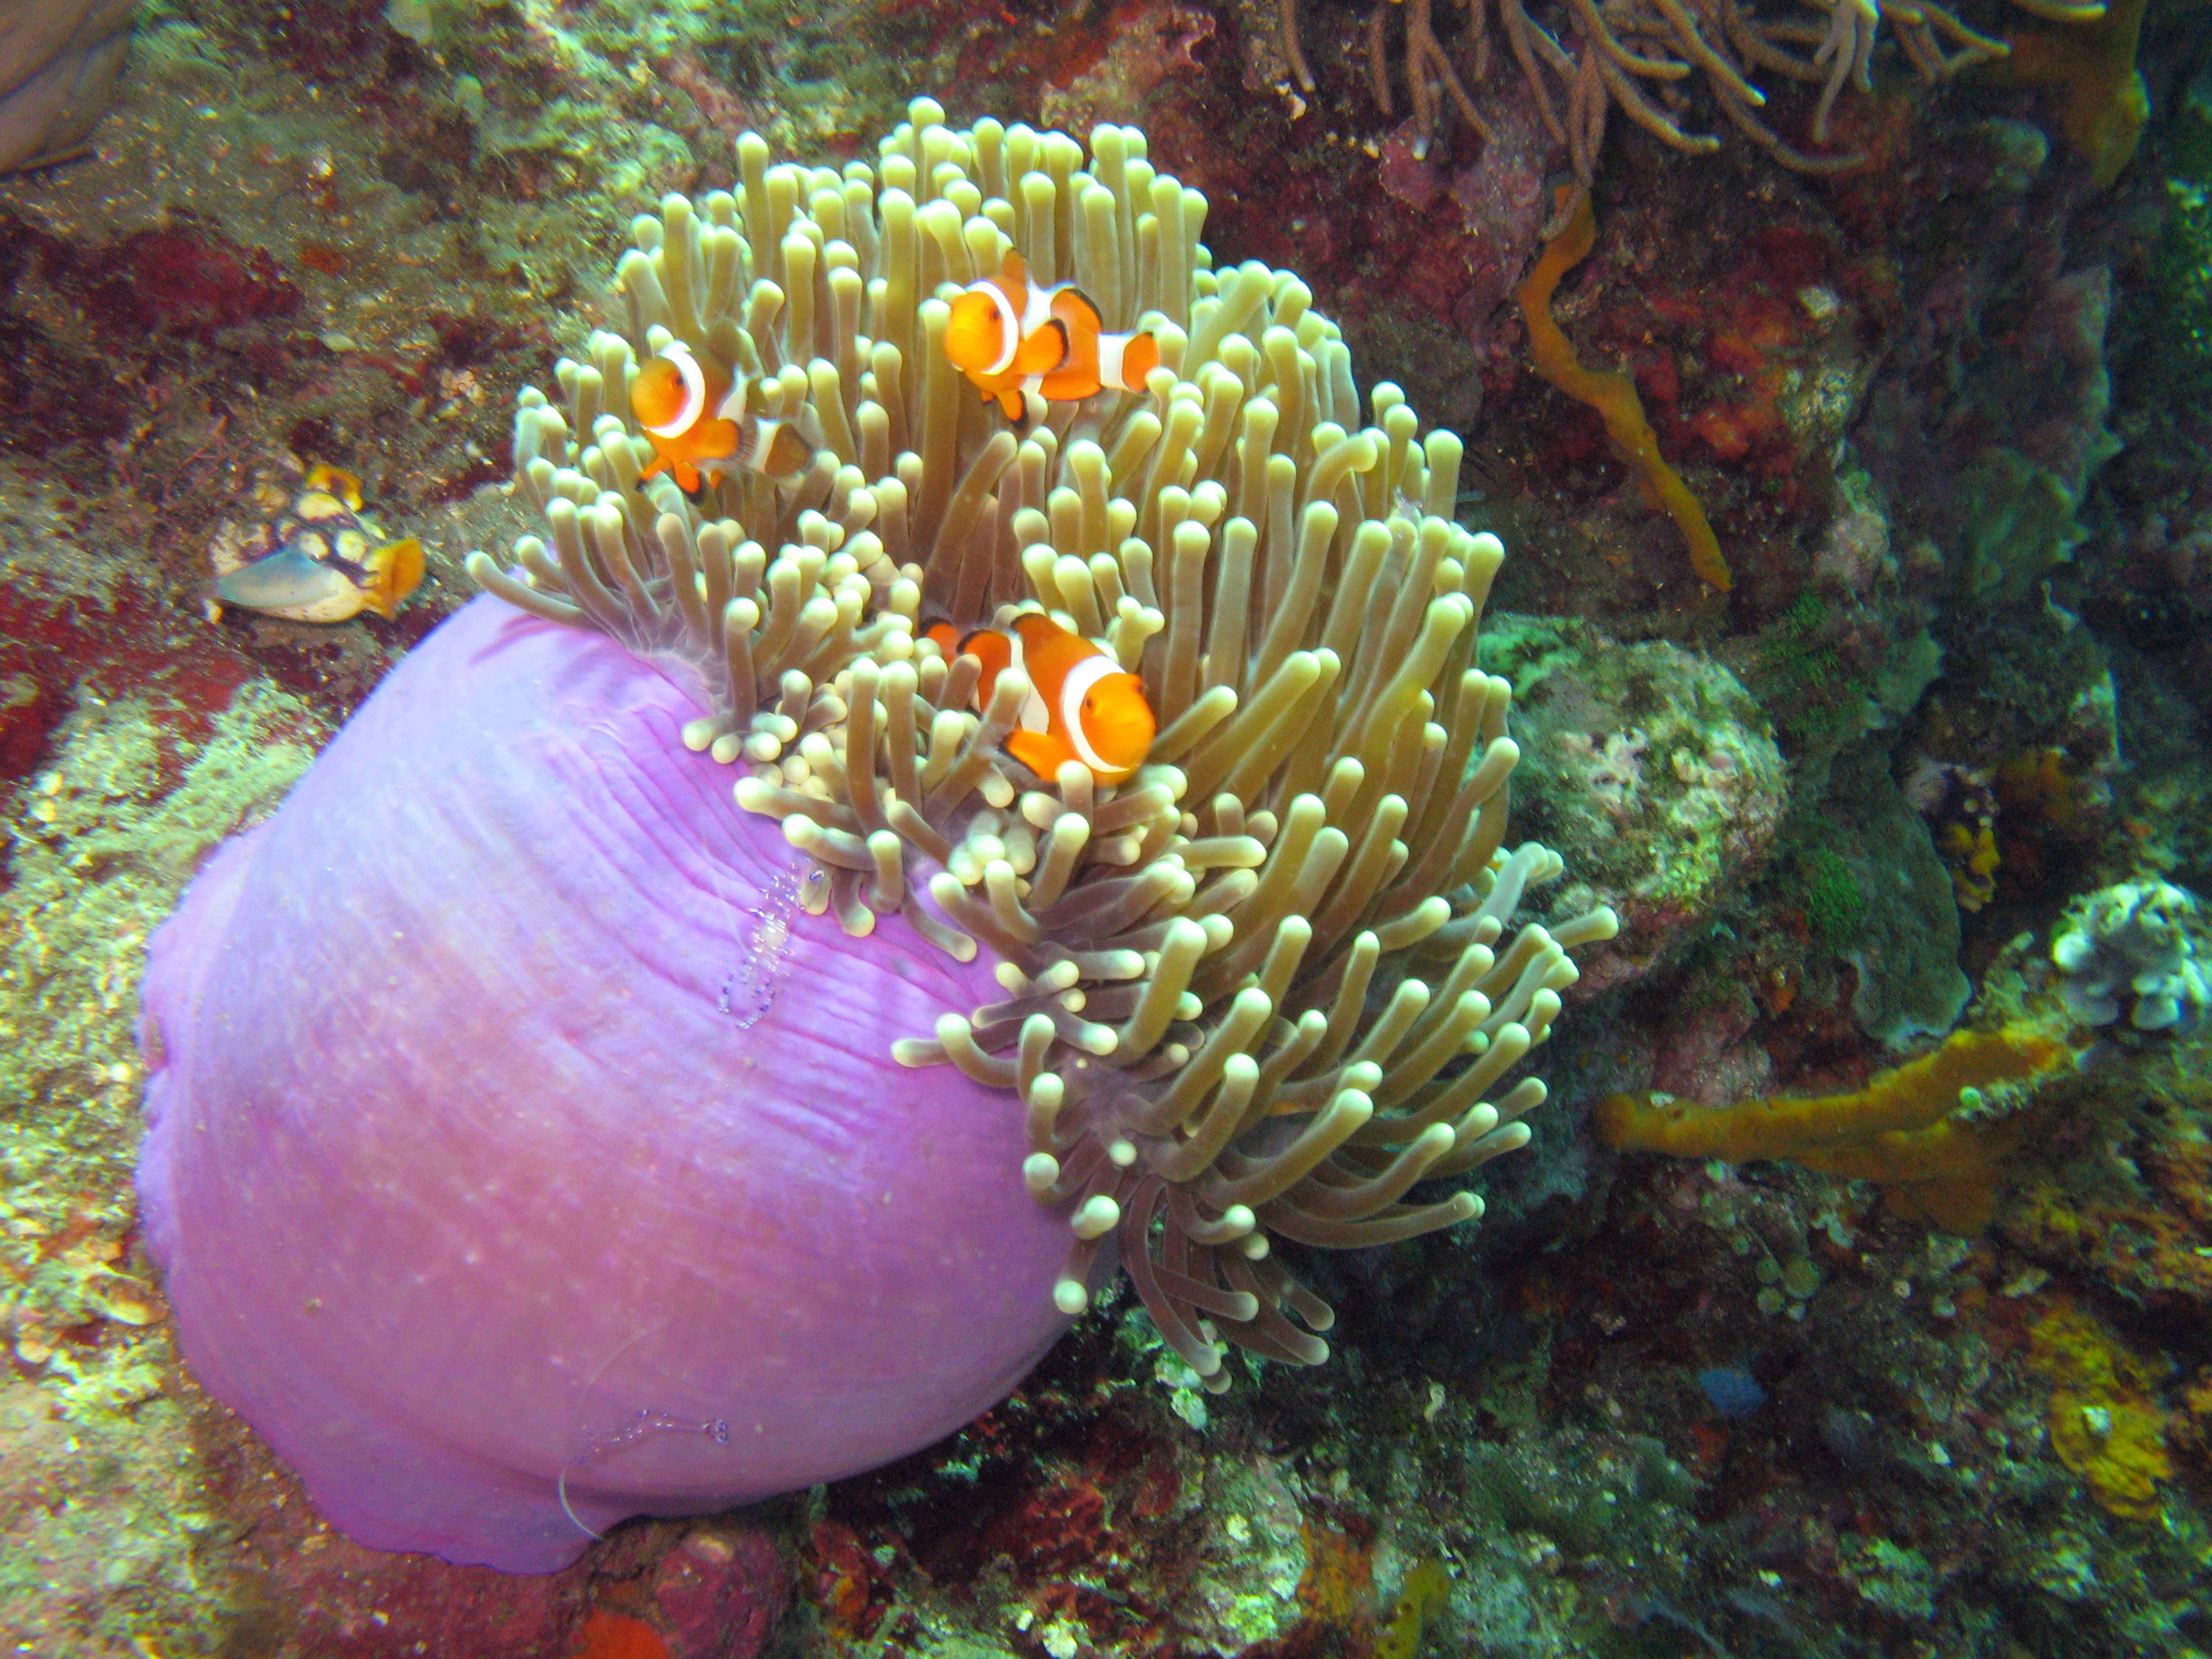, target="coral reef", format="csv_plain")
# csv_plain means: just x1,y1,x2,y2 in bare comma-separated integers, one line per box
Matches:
0,0,2208,1644
1276,0,2025,180
0,0,135,173
1987,0,2152,188
1491,617,1788,990
1,681,326,1655
2051,876,2209,1030
2029,1300,2175,1520
136,101,1621,1573
1818,747,1976,1045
